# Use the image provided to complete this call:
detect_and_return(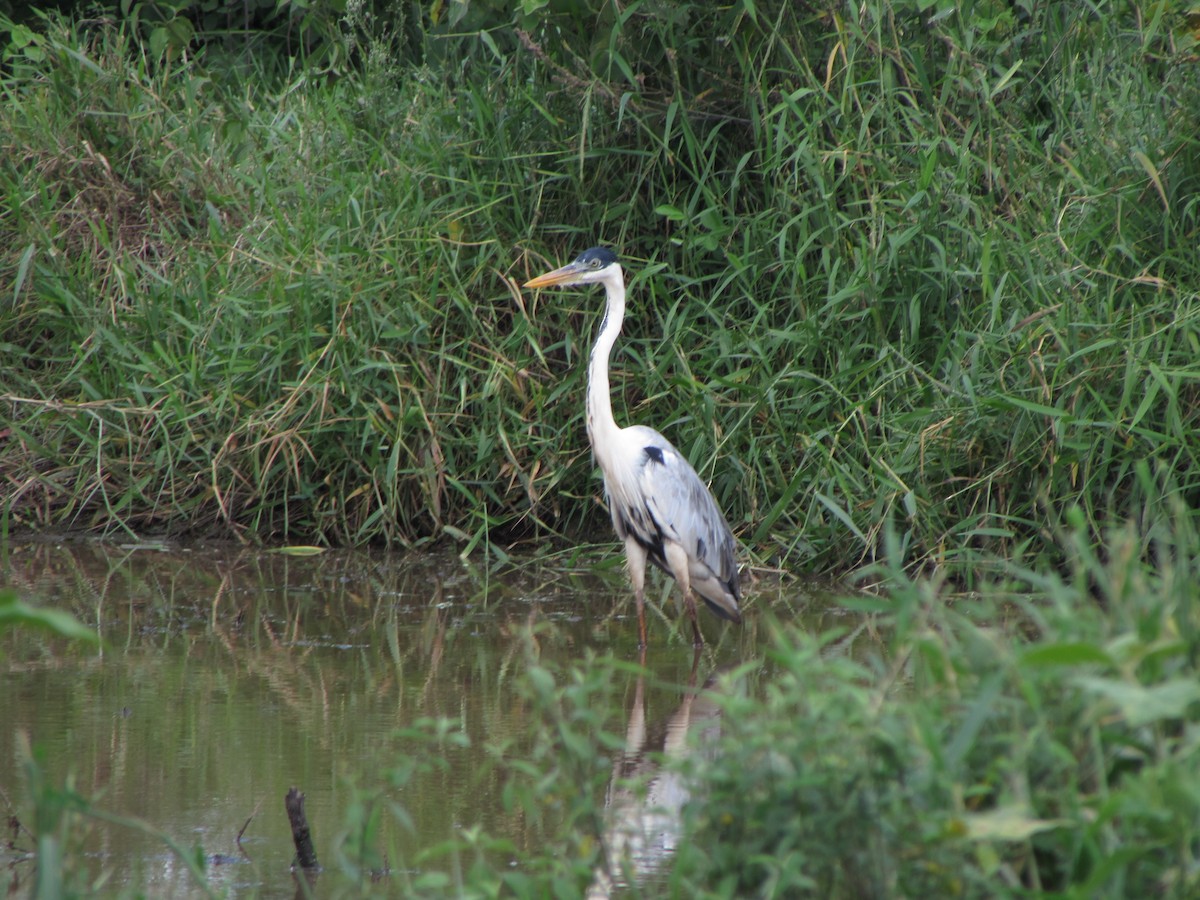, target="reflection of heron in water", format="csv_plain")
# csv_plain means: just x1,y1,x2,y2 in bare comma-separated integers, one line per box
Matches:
587,651,725,897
